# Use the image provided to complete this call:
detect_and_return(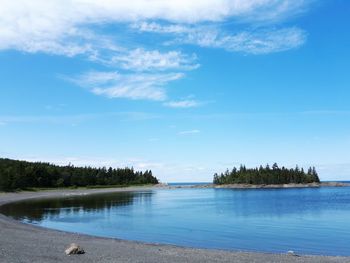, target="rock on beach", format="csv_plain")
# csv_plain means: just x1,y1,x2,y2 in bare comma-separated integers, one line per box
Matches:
65,243,85,255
